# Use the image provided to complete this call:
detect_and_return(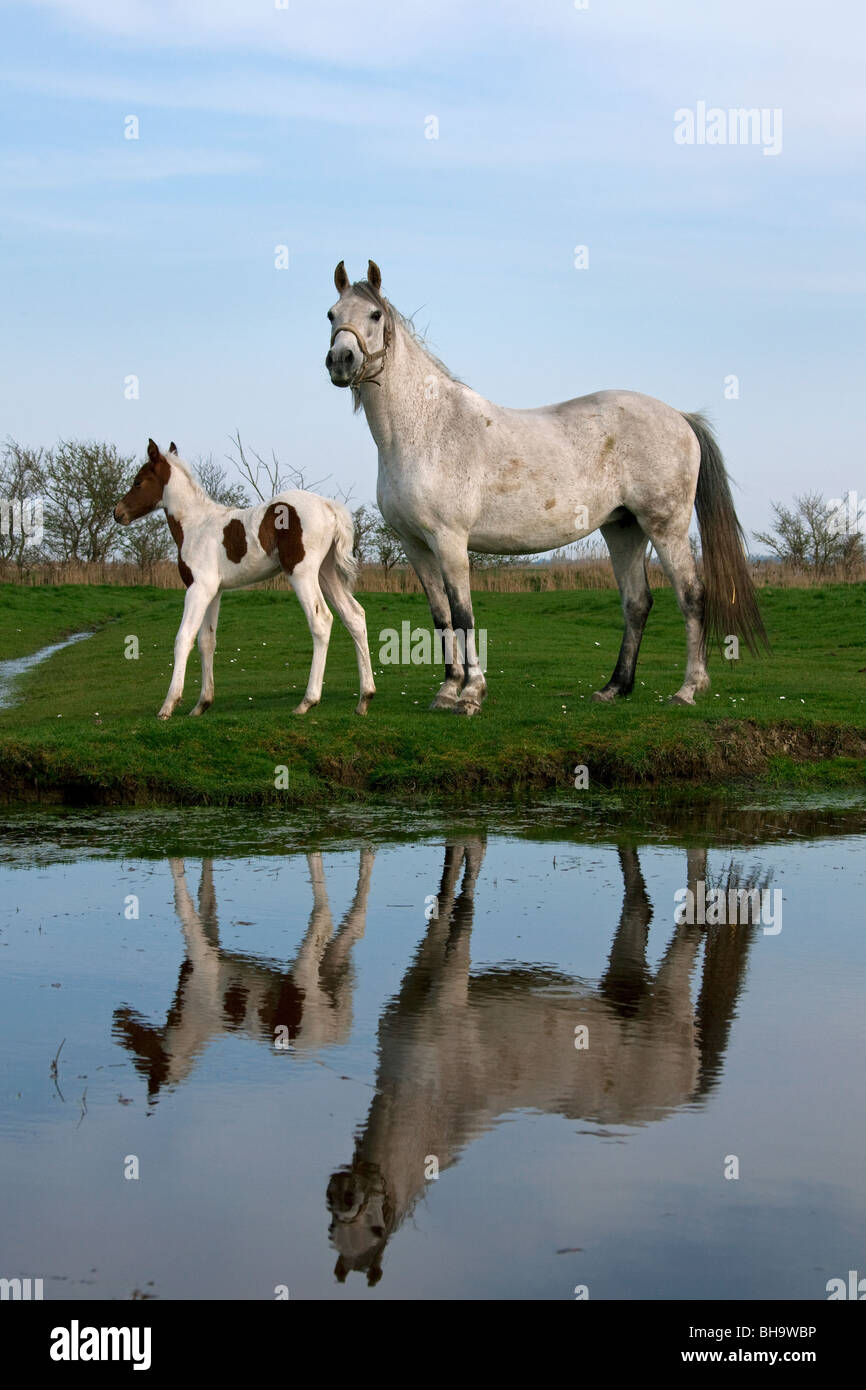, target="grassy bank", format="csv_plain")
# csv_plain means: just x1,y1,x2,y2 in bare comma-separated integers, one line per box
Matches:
0,583,864,806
